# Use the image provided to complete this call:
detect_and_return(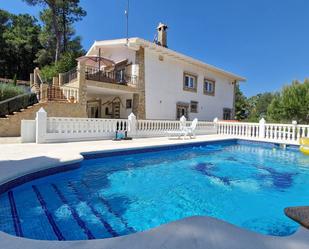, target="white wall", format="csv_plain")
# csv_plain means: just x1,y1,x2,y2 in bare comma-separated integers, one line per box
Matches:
21,120,36,143
144,49,234,121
